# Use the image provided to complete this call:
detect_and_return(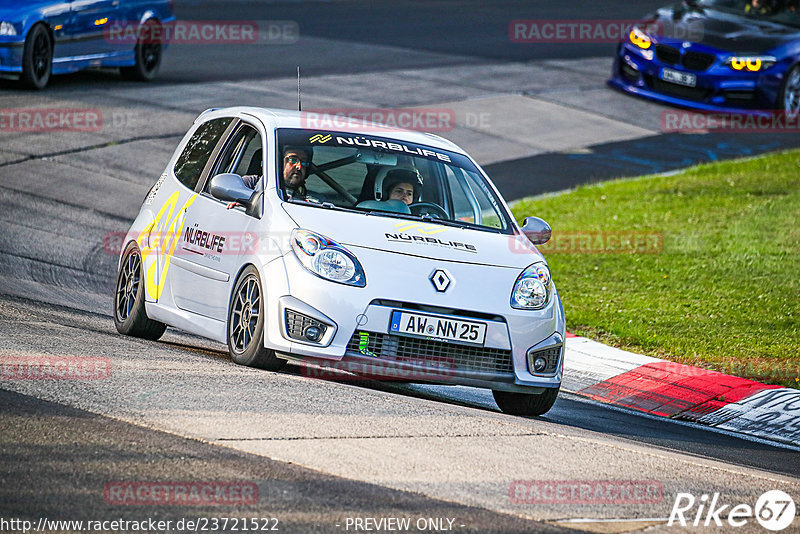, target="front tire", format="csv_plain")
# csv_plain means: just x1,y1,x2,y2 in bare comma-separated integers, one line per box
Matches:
120,20,162,81
493,387,559,416
114,243,167,340
21,24,52,90
780,64,800,115
227,266,286,371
